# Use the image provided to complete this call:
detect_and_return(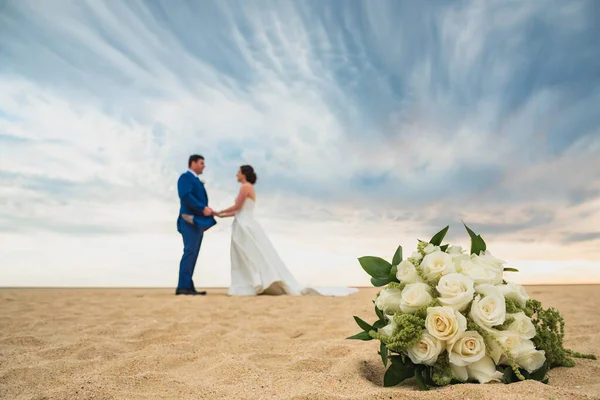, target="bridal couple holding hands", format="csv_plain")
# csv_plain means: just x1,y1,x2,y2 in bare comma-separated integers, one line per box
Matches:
176,154,357,297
